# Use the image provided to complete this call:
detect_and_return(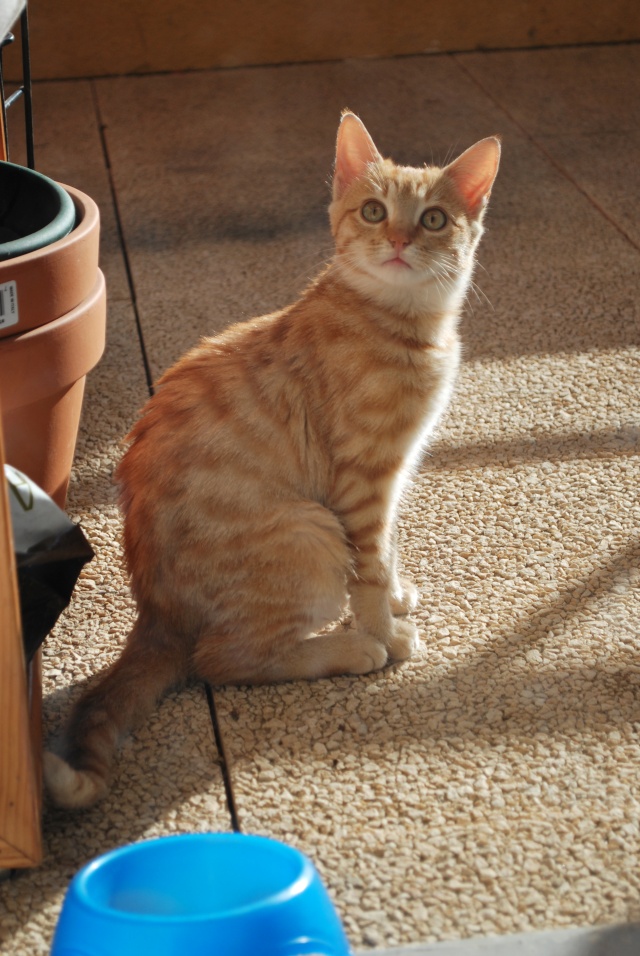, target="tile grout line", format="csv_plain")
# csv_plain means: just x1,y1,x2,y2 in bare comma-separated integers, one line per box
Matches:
89,79,156,397
452,54,640,255
28,39,640,86
204,683,242,832
90,79,241,833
